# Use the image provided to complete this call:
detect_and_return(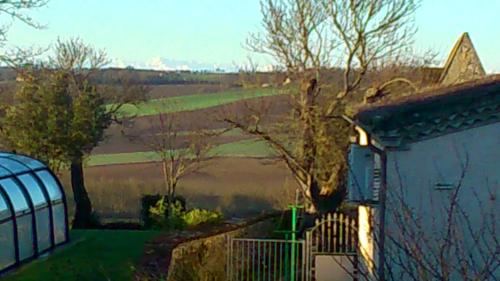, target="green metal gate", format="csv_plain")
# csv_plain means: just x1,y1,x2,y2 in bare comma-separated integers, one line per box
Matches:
227,238,307,281
226,212,358,281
